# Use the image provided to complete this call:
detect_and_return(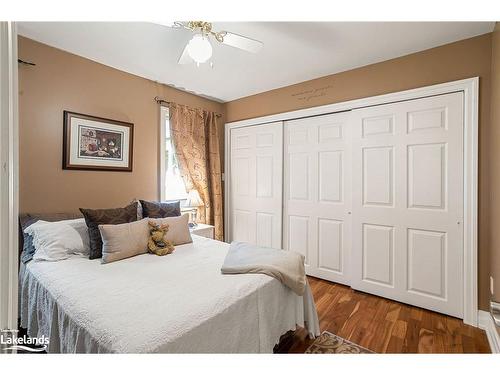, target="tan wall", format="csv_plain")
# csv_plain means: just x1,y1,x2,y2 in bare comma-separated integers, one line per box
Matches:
225,34,493,311
18,36,225,215
490,23,500,304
